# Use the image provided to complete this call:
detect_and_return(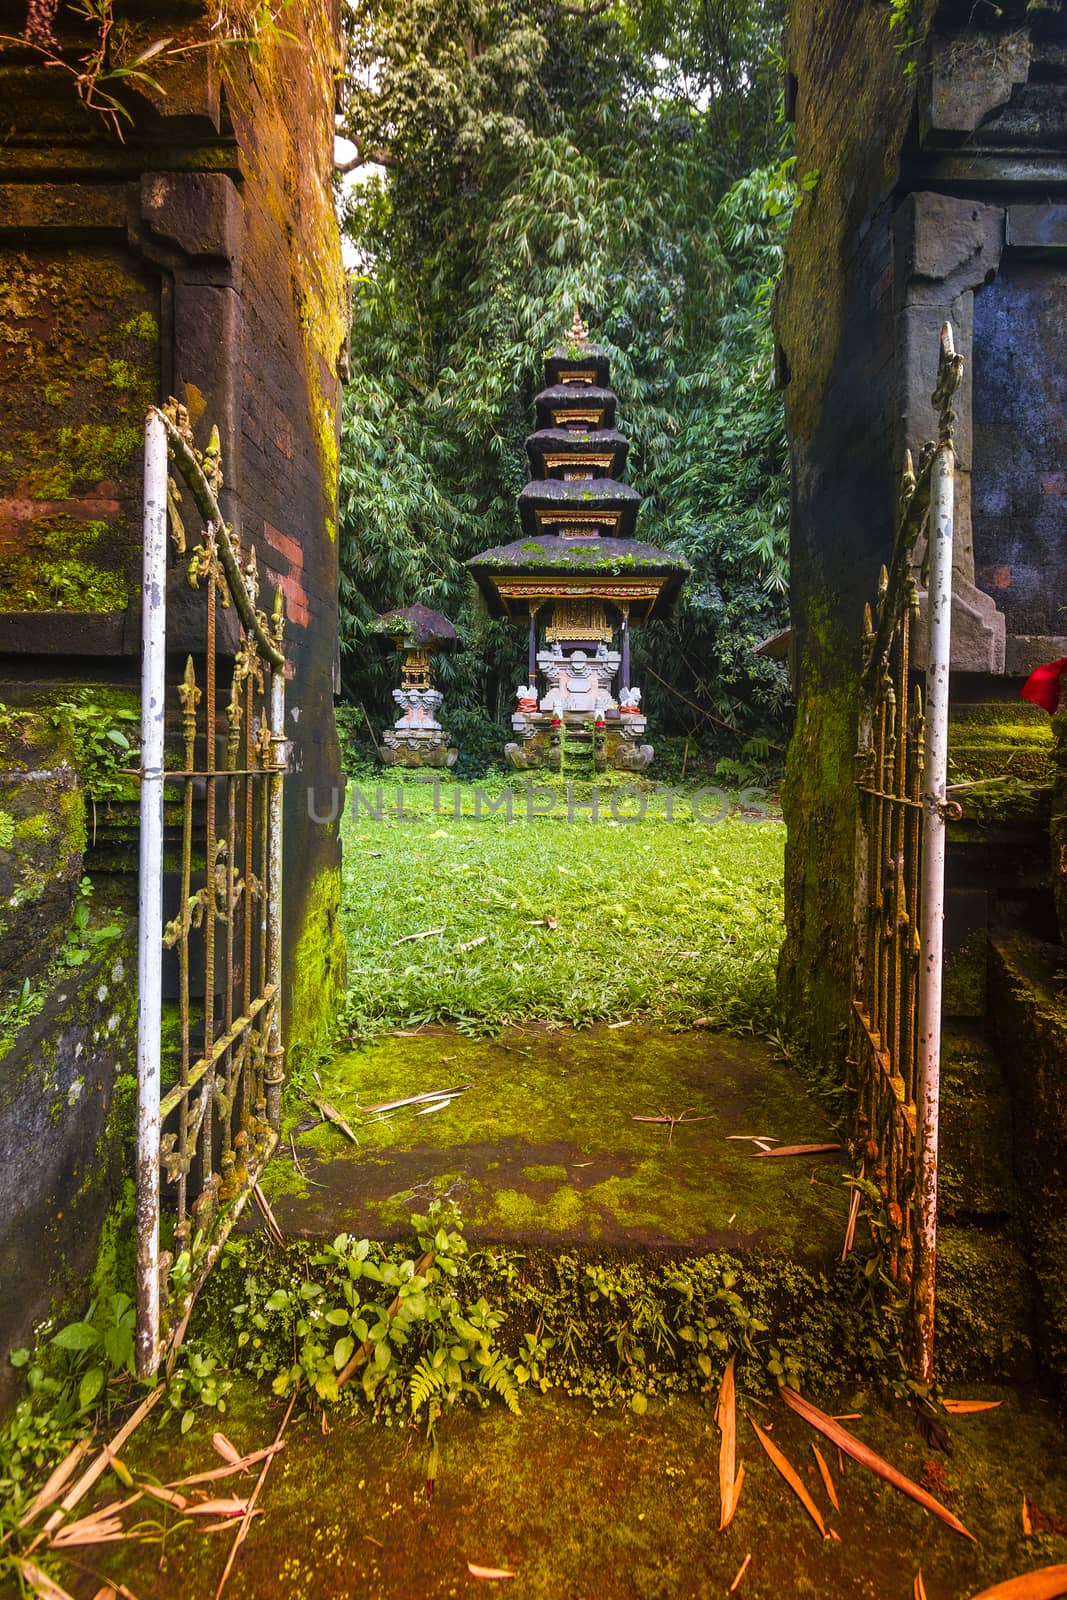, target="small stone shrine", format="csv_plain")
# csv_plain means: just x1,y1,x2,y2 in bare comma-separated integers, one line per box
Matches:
372,603,462,768
467,313,689,772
